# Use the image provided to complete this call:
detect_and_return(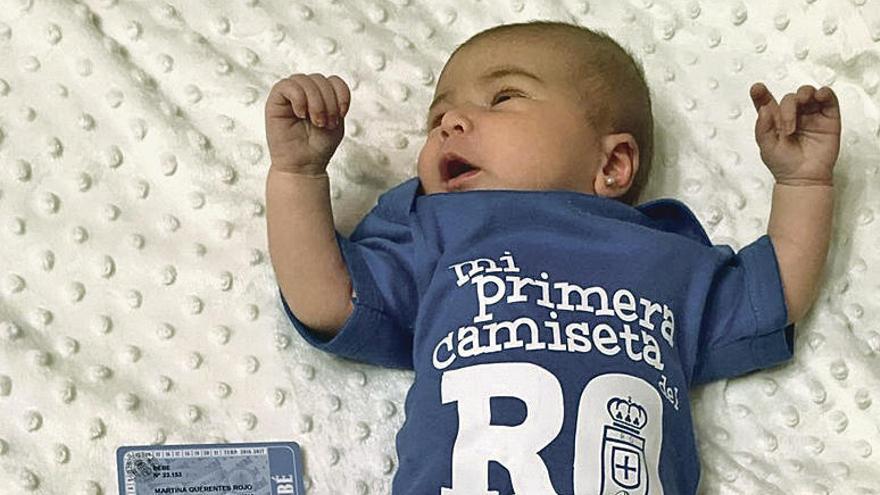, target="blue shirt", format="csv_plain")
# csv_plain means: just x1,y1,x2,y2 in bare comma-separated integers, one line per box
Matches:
279,177,795,495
